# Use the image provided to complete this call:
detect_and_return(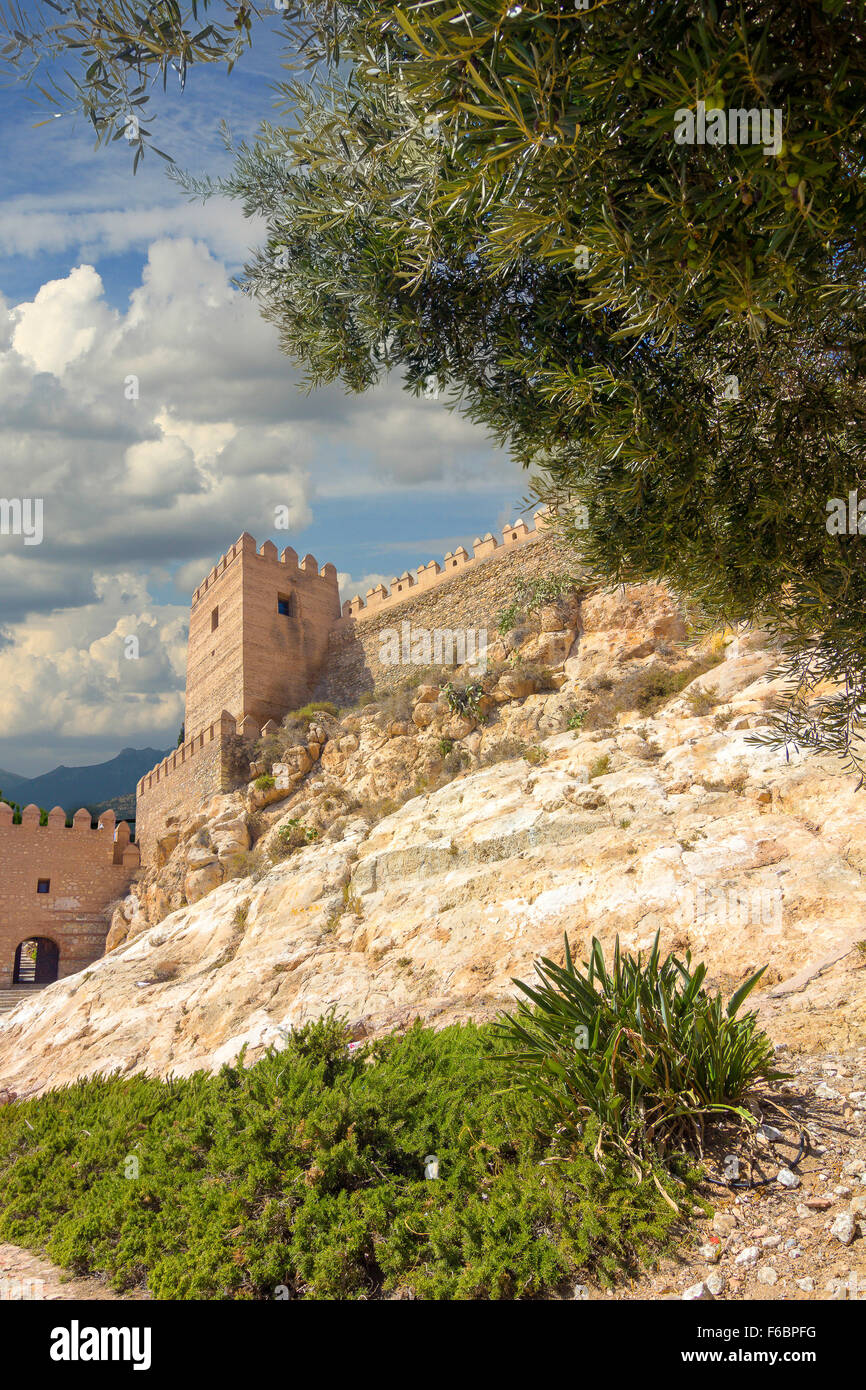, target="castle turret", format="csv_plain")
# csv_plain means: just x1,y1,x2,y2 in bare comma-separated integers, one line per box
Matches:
185,533,342,739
